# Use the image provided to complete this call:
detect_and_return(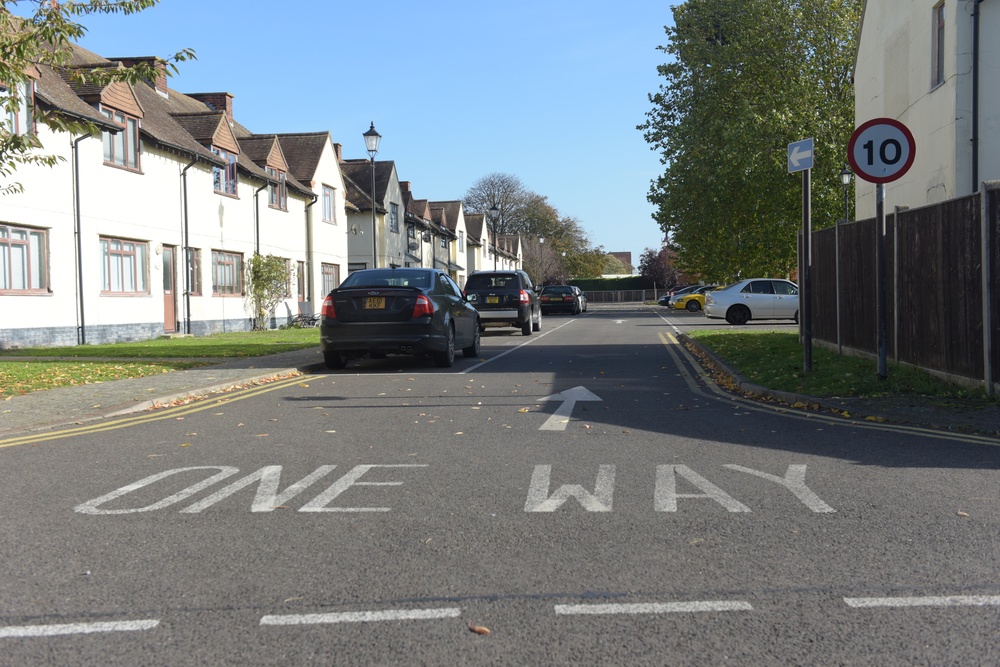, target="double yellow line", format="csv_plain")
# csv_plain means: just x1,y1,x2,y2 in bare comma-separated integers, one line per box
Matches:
0,374,324,449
